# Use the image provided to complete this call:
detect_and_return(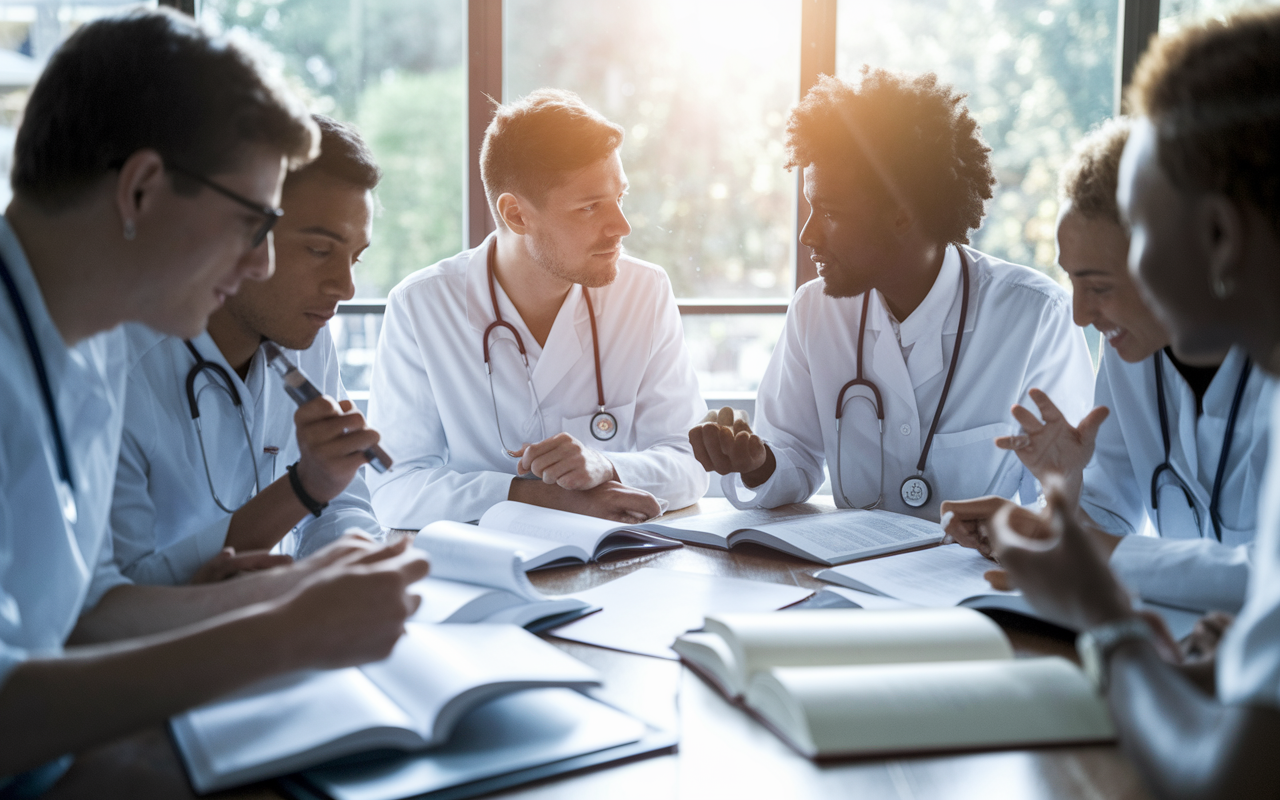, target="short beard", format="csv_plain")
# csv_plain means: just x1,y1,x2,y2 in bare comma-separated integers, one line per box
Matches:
527,232,621,289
